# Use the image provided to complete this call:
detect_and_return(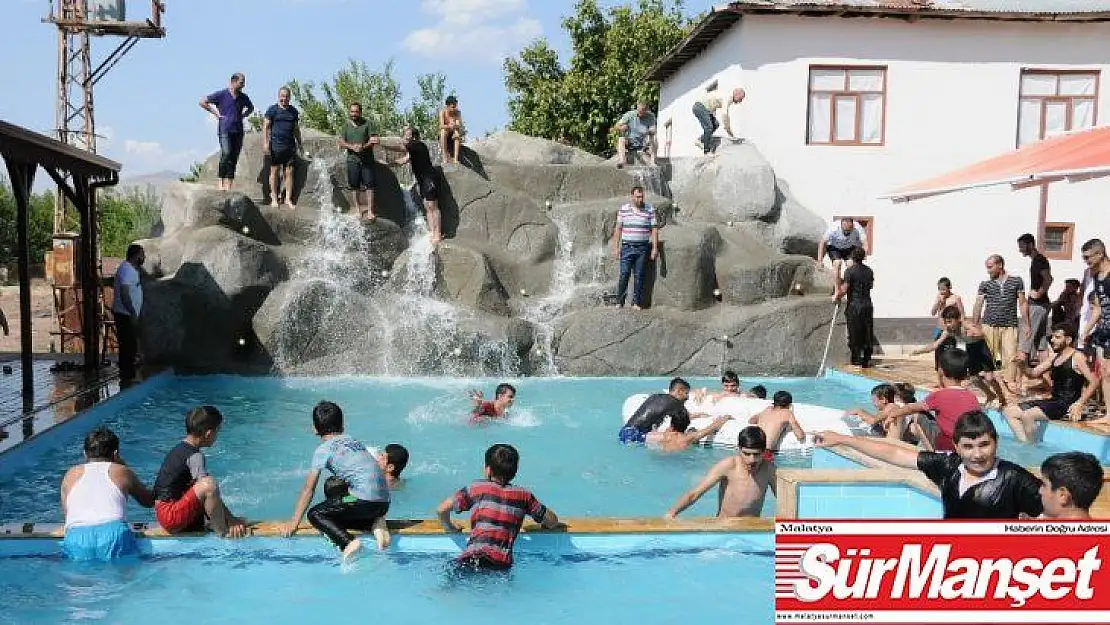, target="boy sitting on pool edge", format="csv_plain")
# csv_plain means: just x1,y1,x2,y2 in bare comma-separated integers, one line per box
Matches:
280,401,392,560
437,443,561,571
469,383,515,424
